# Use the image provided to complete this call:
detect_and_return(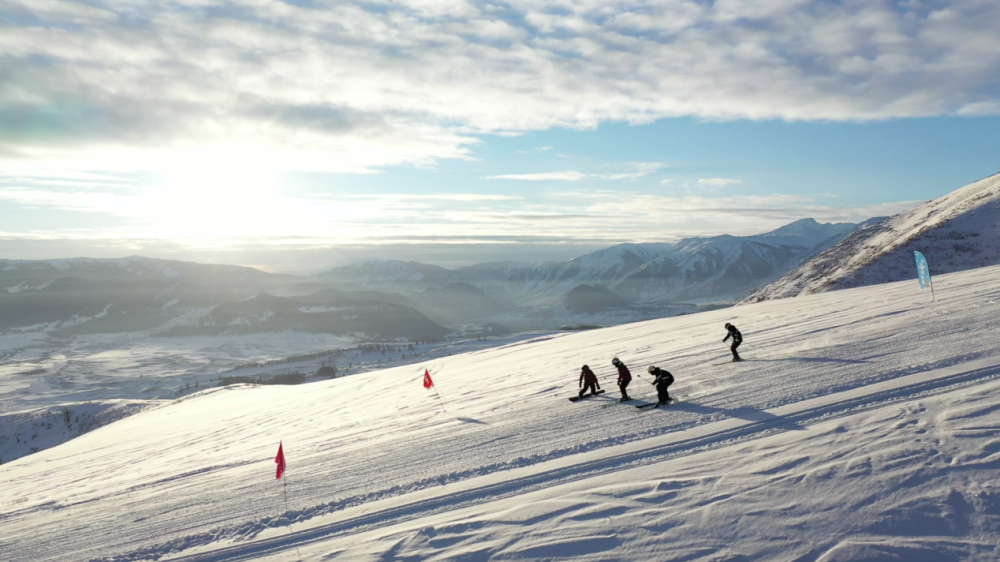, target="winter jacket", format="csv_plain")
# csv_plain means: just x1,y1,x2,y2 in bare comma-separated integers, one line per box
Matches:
724,325,743,344
616,363,632,384
650,367,674,388
580,368,599,388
